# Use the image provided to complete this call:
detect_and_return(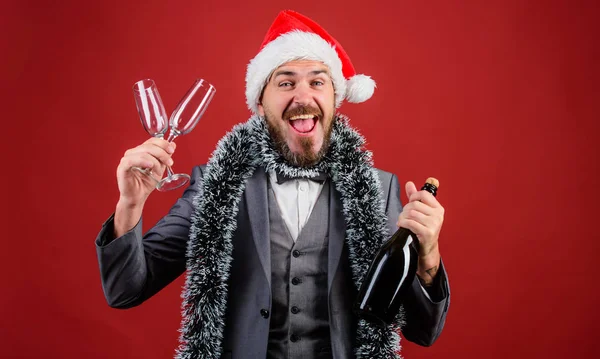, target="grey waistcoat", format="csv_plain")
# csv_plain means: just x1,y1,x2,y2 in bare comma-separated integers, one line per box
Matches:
266,180,333,359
